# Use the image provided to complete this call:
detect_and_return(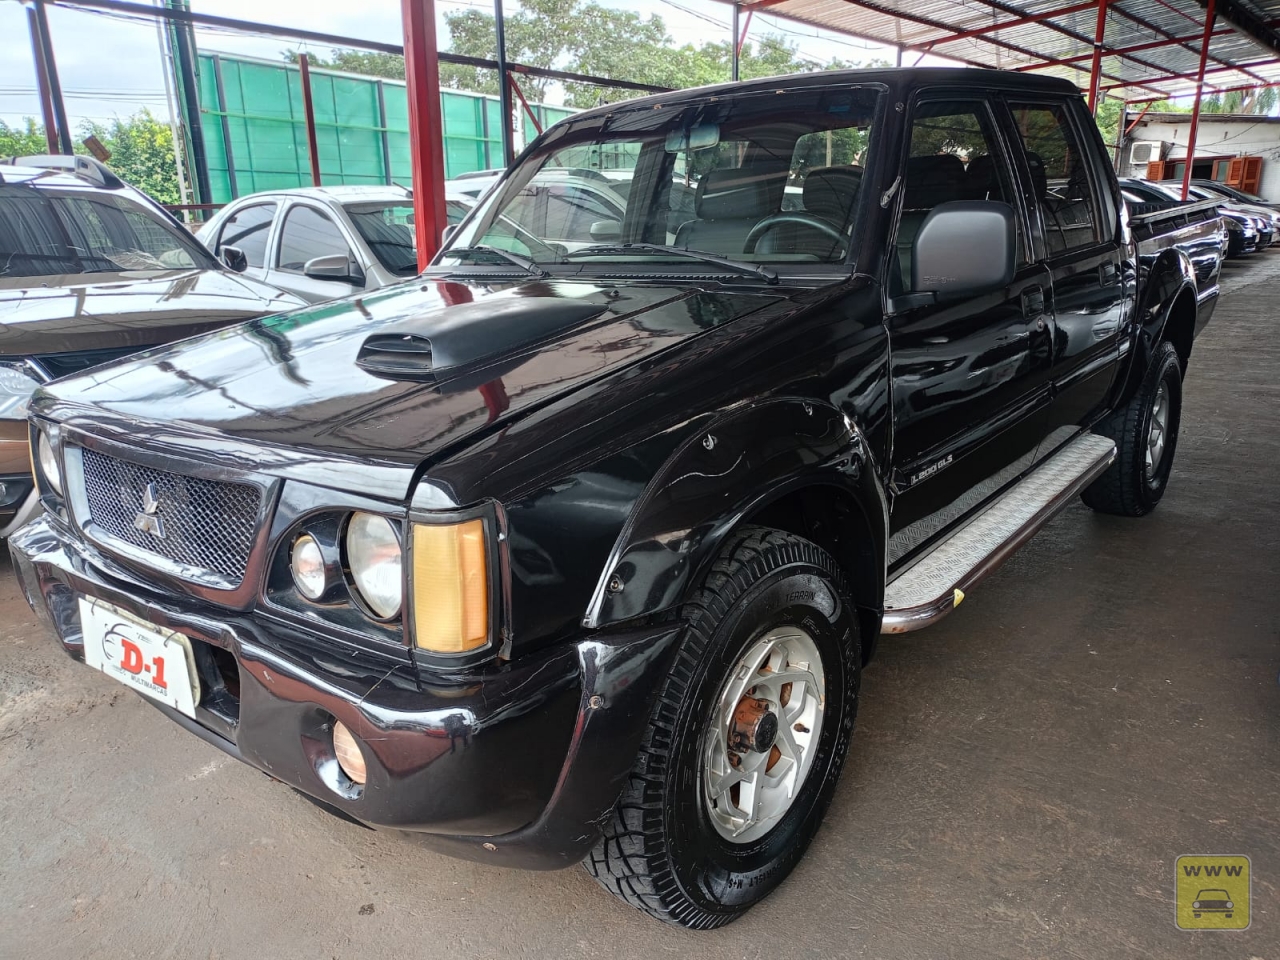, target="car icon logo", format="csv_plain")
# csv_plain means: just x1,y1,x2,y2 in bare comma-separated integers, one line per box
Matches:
133,482,166,539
